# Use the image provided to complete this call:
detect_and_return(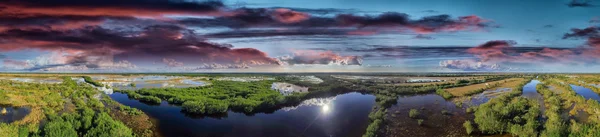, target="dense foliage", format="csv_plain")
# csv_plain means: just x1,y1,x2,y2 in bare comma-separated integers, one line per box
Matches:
473,78,540,136
0,76,151,137
536,83,567,137
435,89,453,99
118,80,292,114
82,76,104,87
